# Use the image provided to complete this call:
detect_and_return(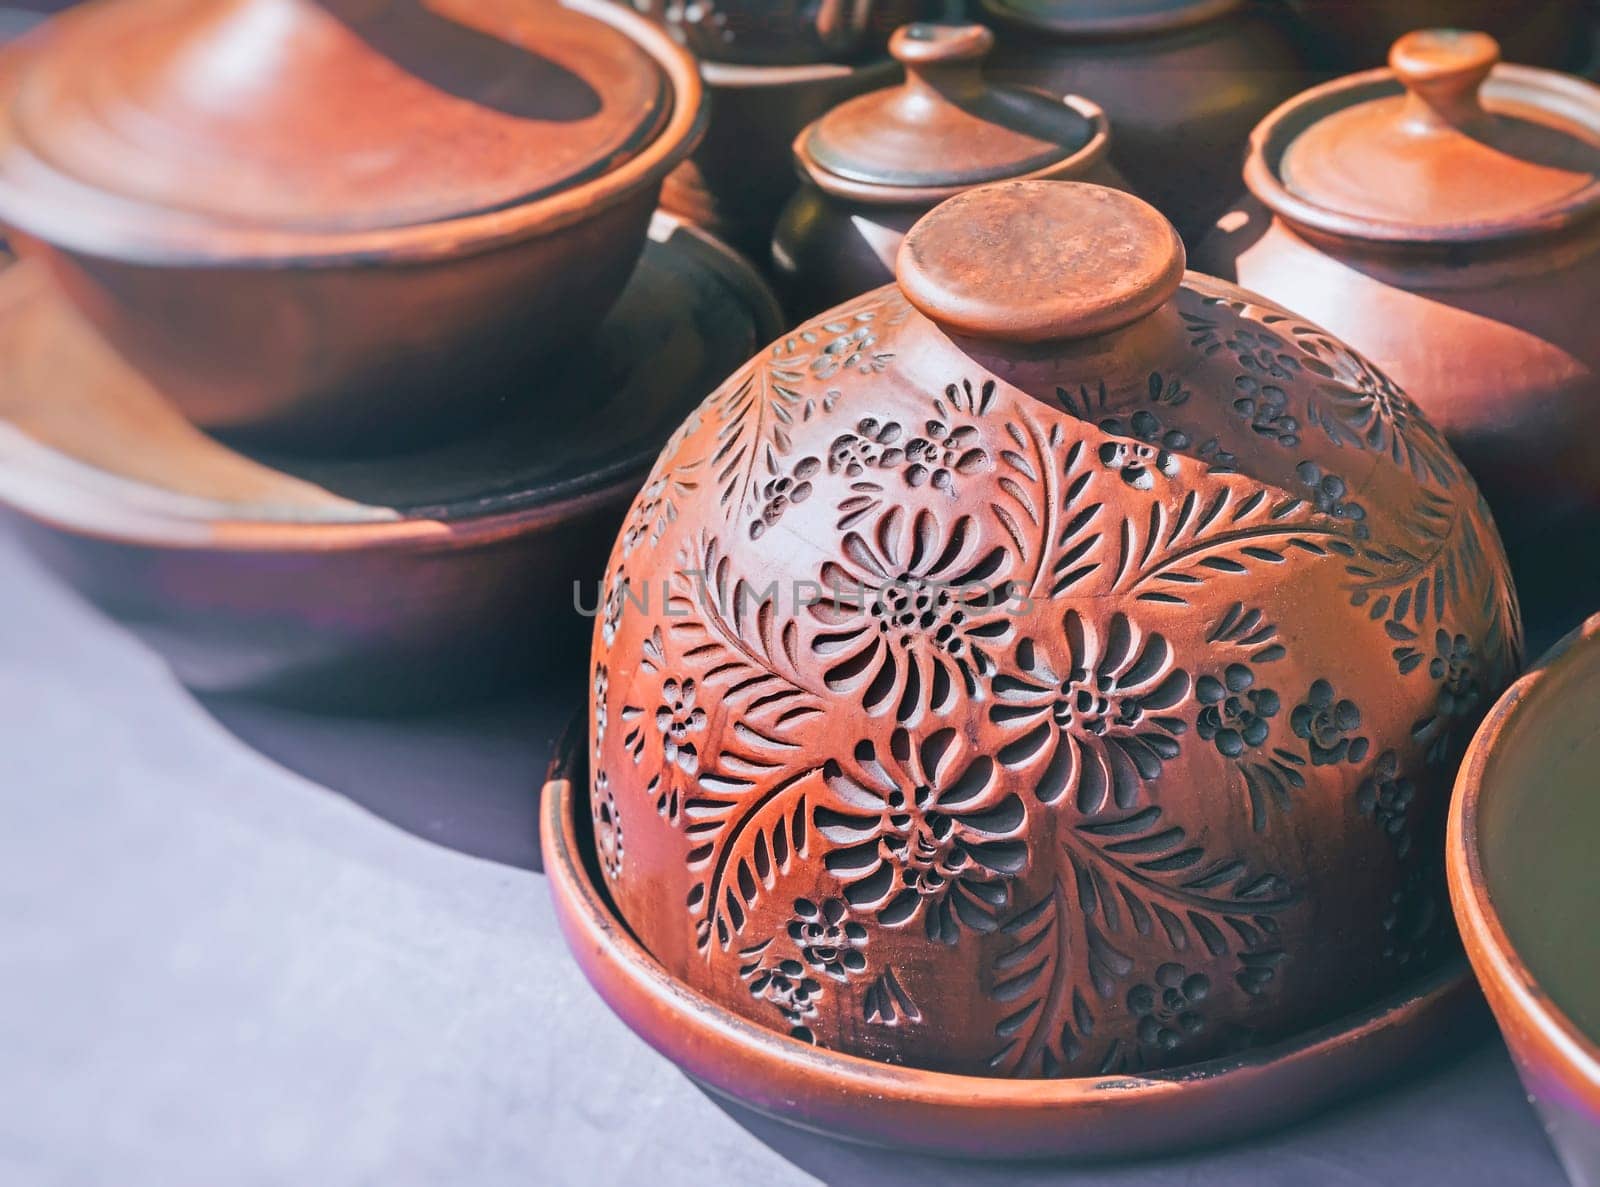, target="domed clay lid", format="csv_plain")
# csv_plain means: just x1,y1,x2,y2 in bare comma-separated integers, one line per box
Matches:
798,23,1108,202
1249,30,1600,244
0,0,690,251
976,0,1242,38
